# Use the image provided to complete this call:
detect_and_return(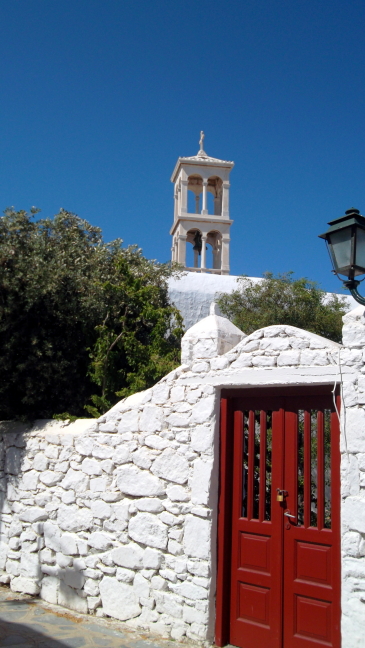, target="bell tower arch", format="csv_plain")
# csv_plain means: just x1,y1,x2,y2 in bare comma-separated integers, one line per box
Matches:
170,133,234,275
